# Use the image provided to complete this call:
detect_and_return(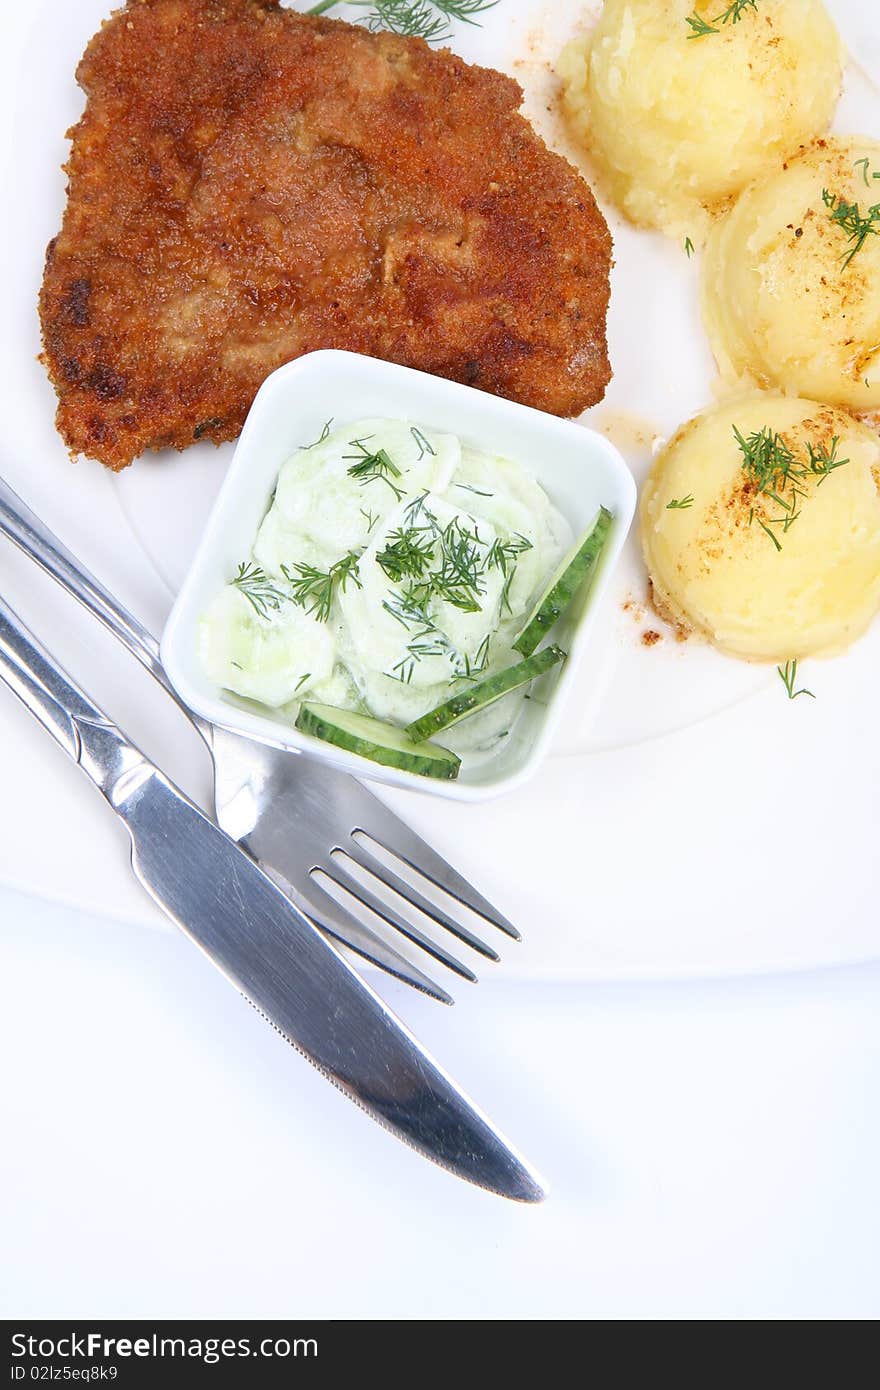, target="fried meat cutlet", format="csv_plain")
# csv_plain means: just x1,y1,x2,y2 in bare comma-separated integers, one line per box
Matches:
39,0,612,471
